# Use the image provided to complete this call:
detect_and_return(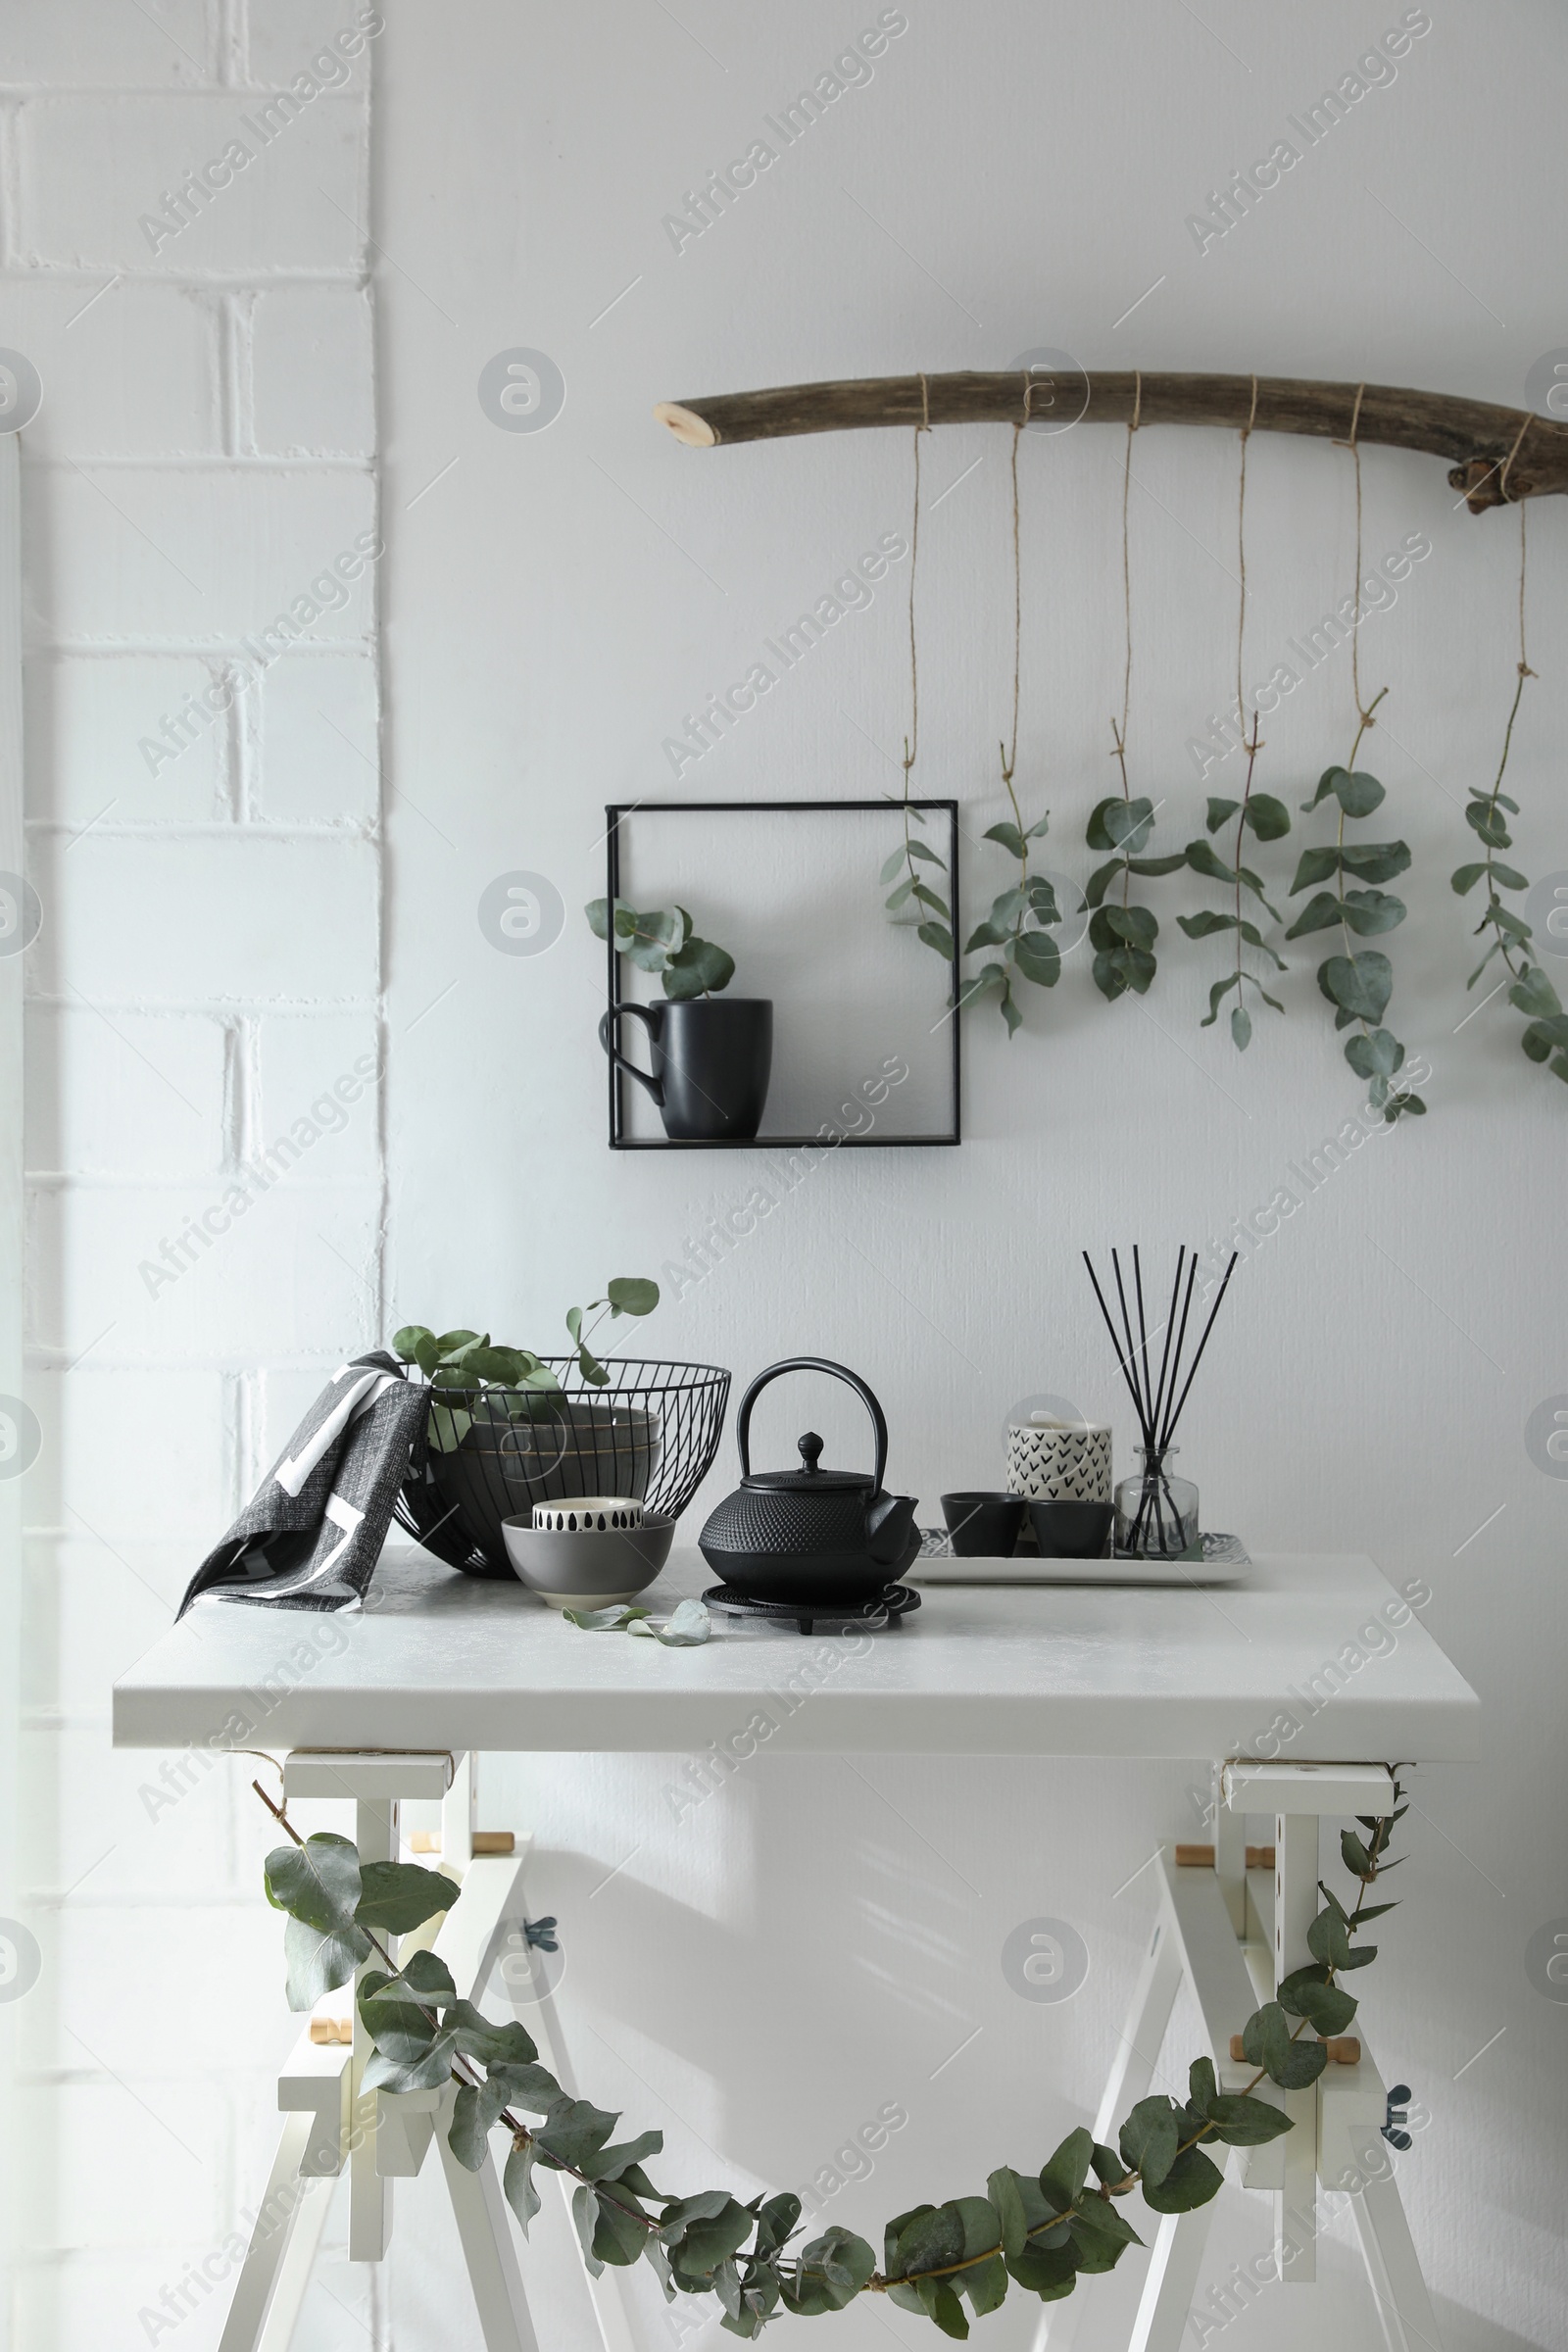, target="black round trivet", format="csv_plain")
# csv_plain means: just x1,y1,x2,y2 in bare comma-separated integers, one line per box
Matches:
701,1583,920,1636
